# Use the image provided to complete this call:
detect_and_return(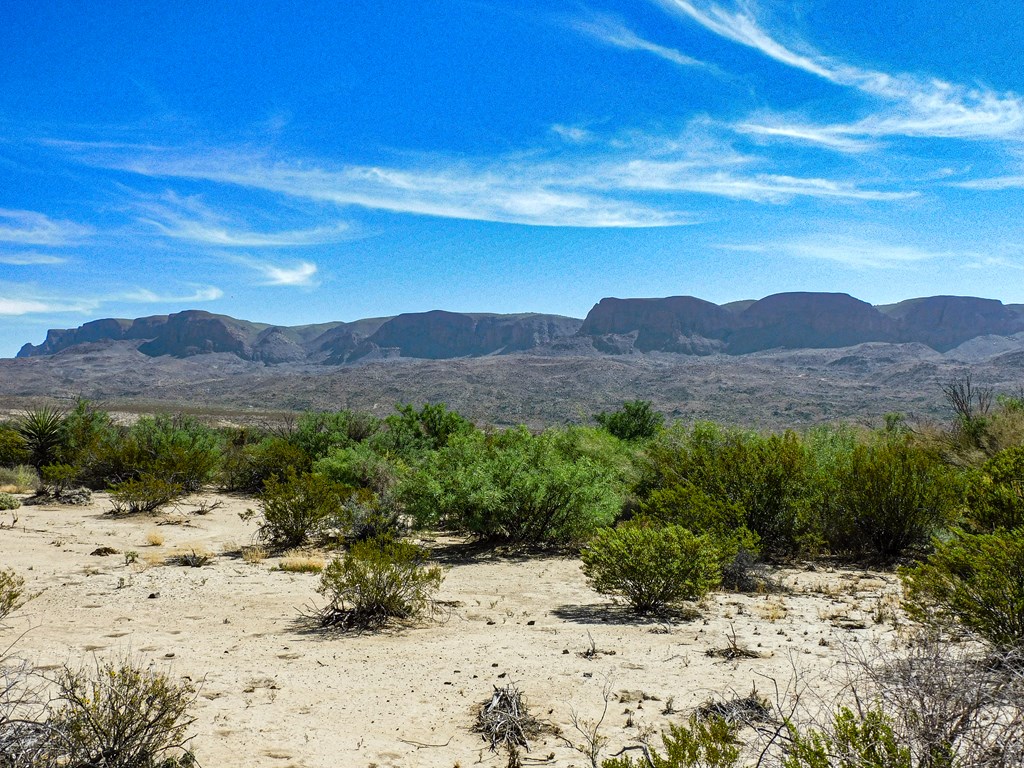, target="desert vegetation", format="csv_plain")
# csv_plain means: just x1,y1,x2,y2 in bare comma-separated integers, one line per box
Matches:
3,380,1024,765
